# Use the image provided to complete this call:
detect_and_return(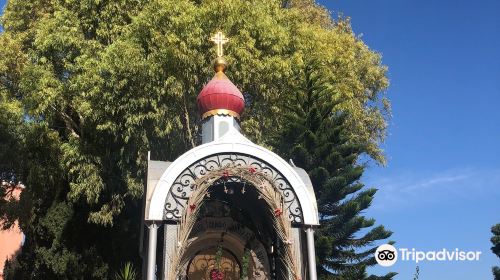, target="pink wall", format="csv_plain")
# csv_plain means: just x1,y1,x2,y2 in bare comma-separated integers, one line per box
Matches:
0,185,24,280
